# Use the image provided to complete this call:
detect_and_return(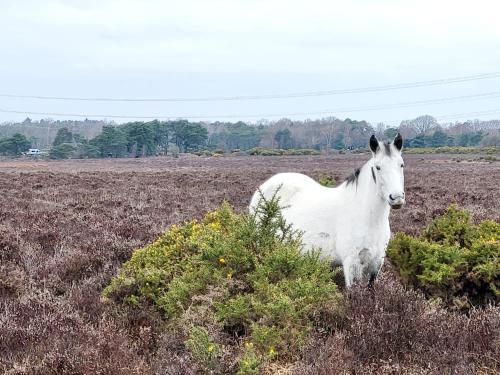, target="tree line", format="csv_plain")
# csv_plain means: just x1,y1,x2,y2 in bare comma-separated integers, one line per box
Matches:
47,120,208,159
0,115,497,158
